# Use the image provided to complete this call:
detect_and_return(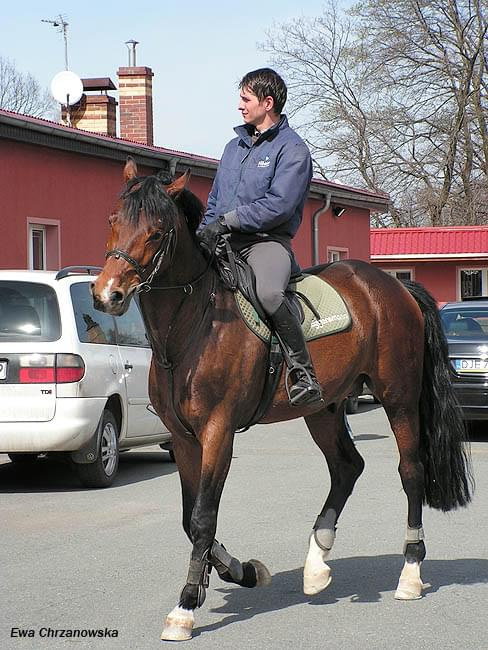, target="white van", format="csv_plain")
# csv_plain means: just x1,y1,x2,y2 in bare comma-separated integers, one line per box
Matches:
0,267,173,488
